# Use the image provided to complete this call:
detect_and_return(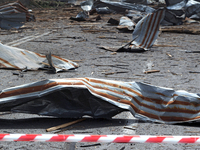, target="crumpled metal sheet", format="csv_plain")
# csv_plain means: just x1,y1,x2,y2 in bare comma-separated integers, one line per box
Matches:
0,43,78,73
117,16,135,30
165,0,186,6
161,1,186,25
185,0,200,19
93,0,155,13
1,77,200,124
131,9,165,50
164,0,200,21
80,0,94,12
95,7,113,14
0,1,35,29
